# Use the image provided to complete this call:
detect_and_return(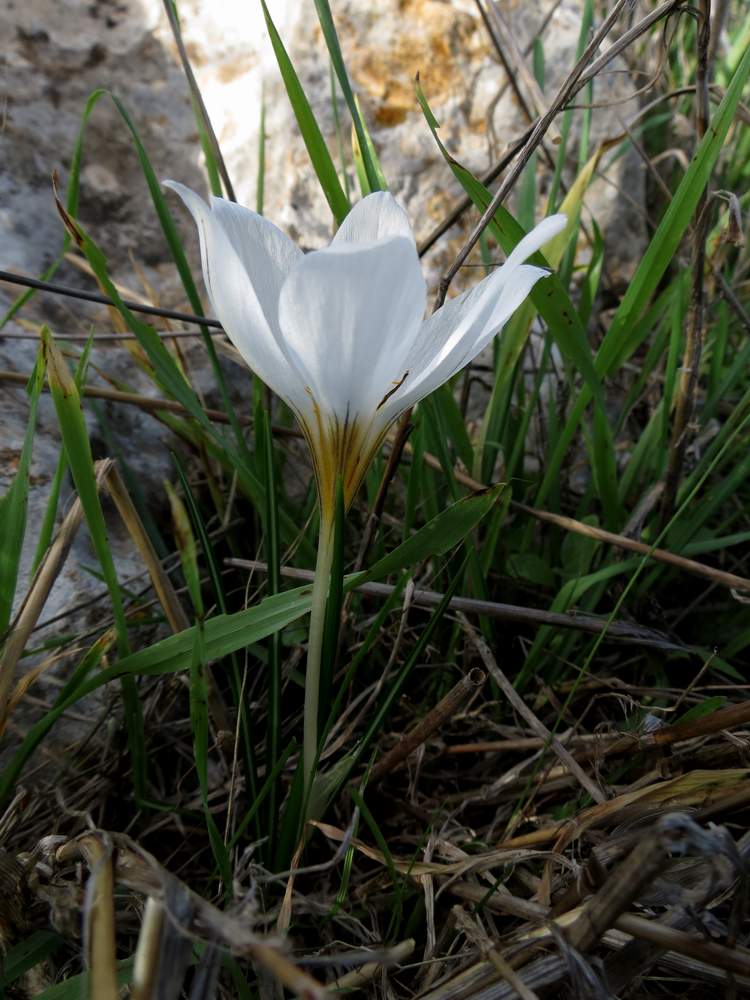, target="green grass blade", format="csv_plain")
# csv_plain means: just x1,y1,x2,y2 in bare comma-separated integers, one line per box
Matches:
0,931,62,990
42,327,146,798
255,400,282,855
535,41,750,507
260,0,350,224
0,350,45,635
313,0,383,193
